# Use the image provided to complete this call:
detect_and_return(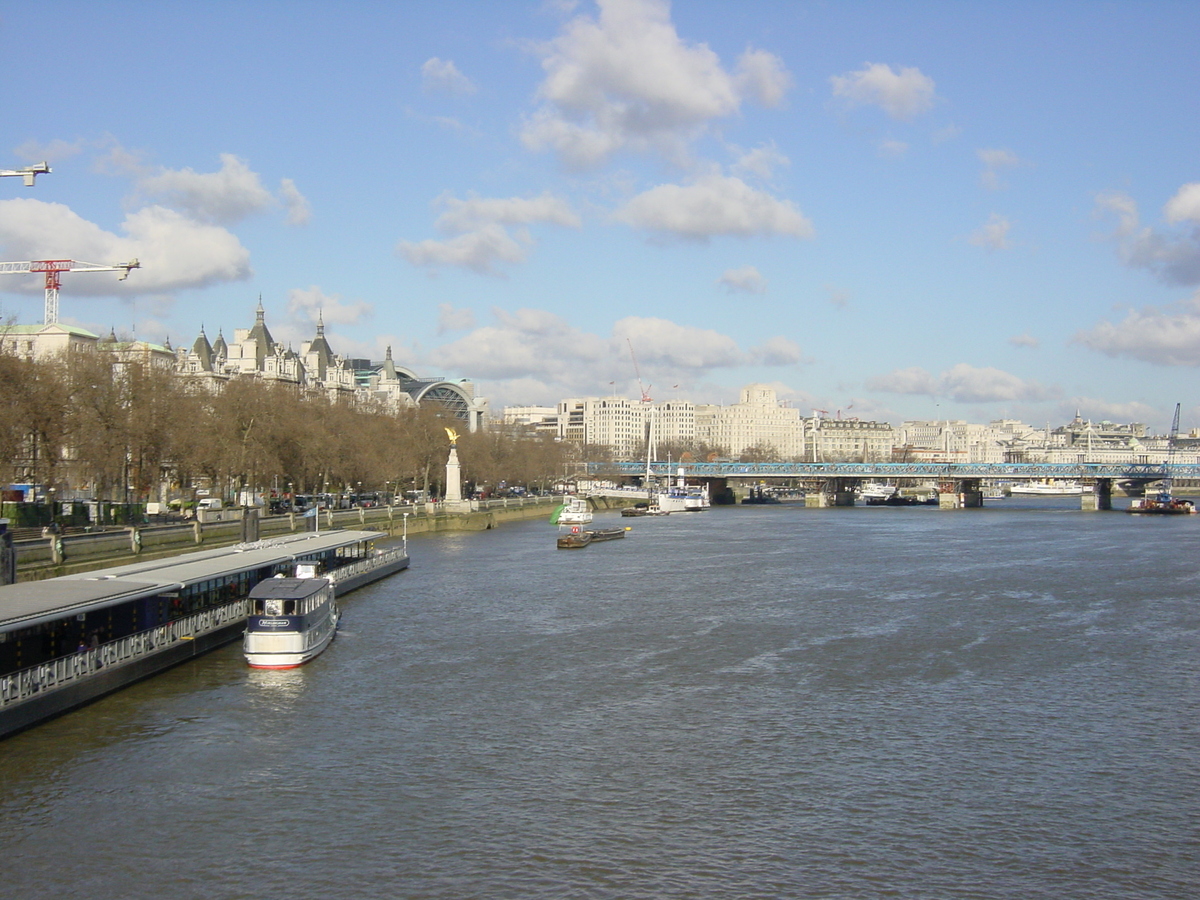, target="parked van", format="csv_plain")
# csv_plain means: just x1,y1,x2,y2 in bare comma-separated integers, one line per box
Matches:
197,498,223,510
